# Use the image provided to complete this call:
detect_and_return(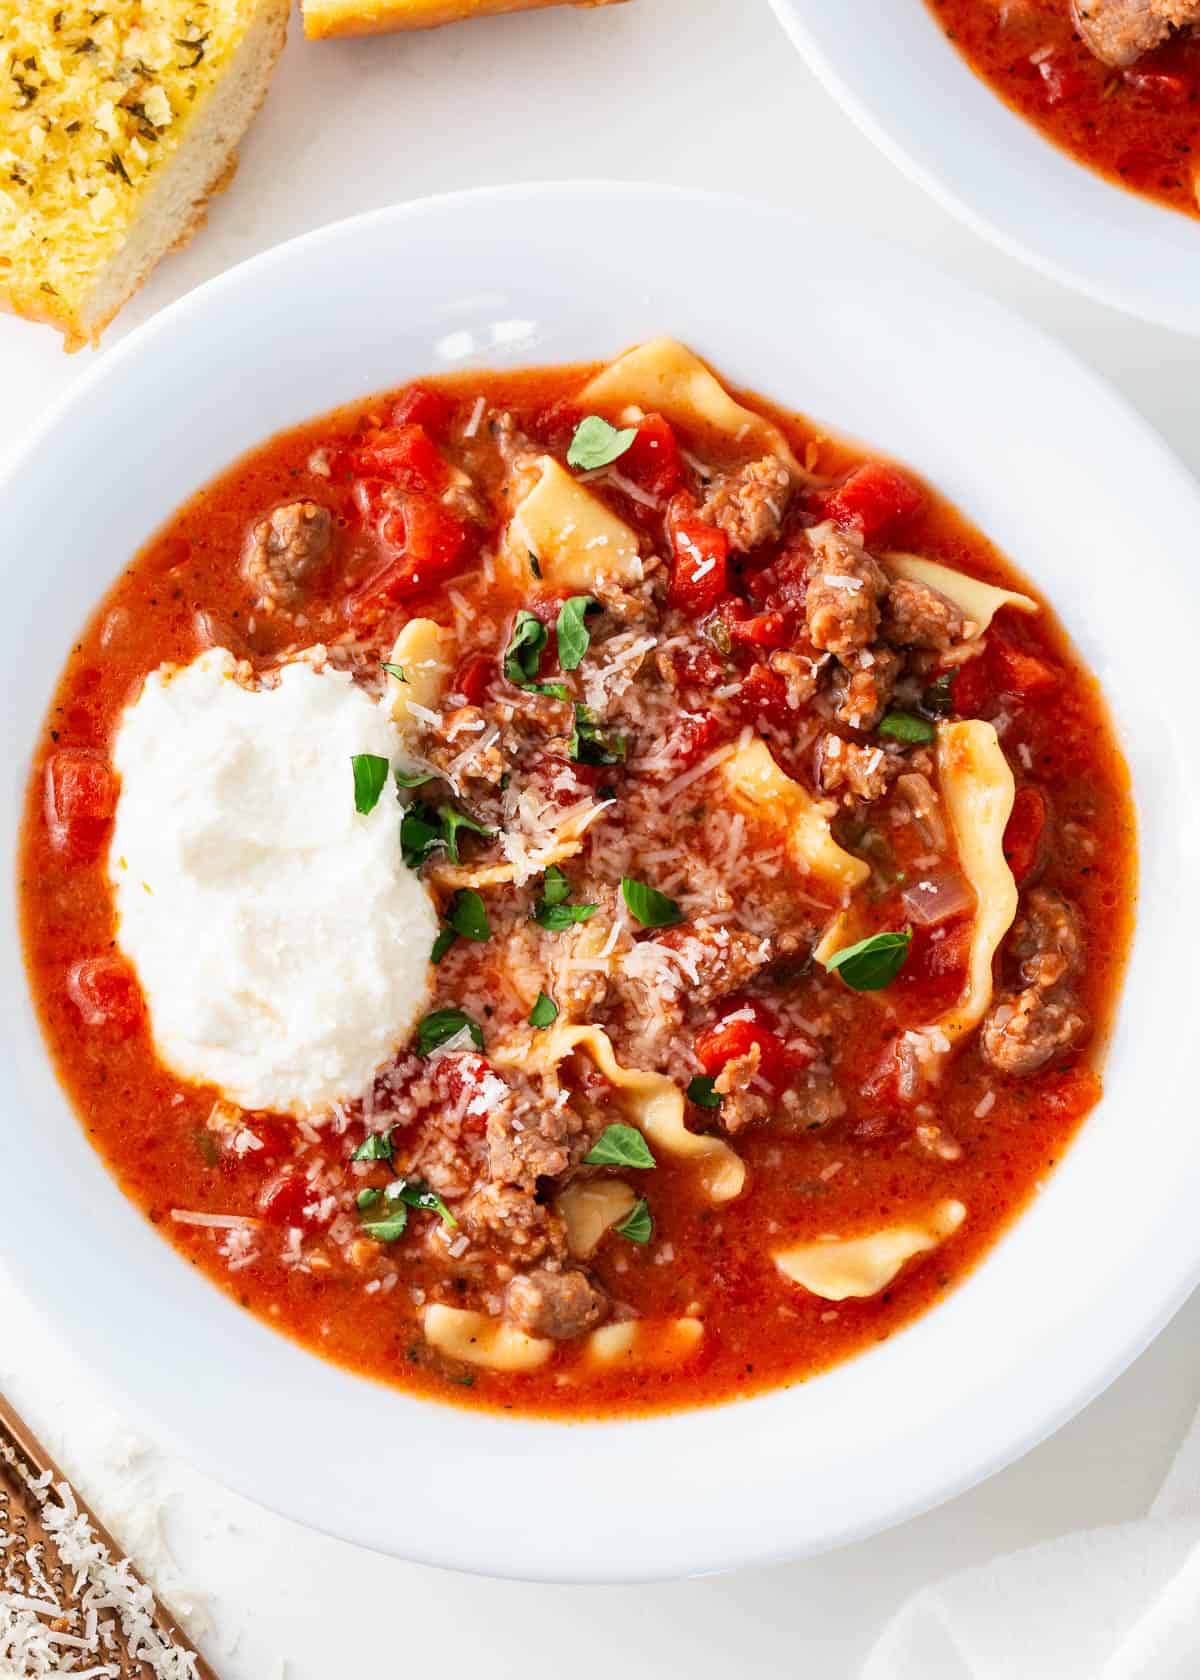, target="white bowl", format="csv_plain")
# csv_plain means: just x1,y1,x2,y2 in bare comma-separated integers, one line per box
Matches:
2,184,1199,1582
768,0,1200,334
